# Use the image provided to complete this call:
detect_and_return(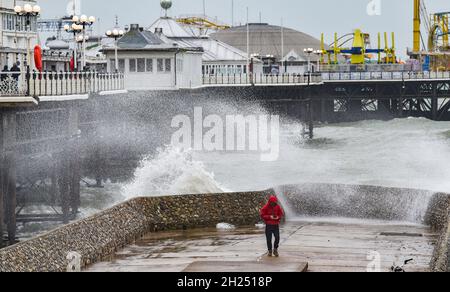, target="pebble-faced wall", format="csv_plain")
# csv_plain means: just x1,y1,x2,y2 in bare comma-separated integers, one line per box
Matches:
0,191,271,272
